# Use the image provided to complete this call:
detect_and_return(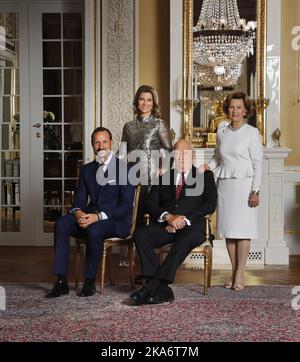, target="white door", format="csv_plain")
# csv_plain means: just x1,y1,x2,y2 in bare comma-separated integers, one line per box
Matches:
0,1,84,245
